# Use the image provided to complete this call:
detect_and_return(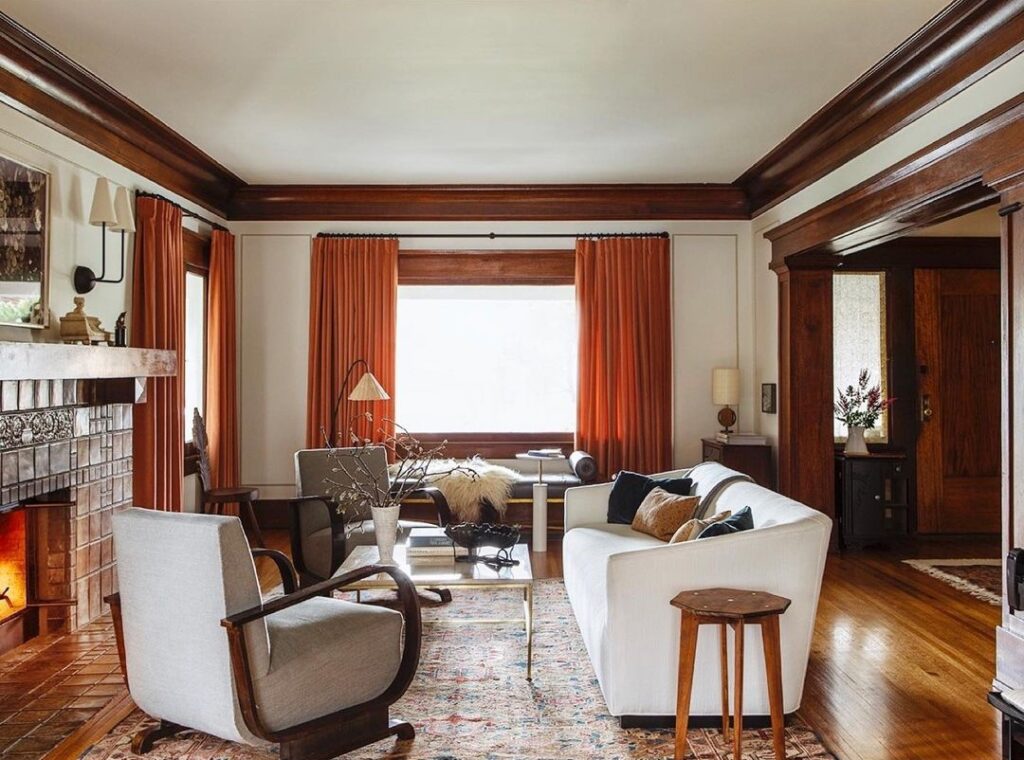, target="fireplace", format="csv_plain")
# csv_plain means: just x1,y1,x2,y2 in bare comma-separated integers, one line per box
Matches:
0,342,176,654
0,506,27,623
